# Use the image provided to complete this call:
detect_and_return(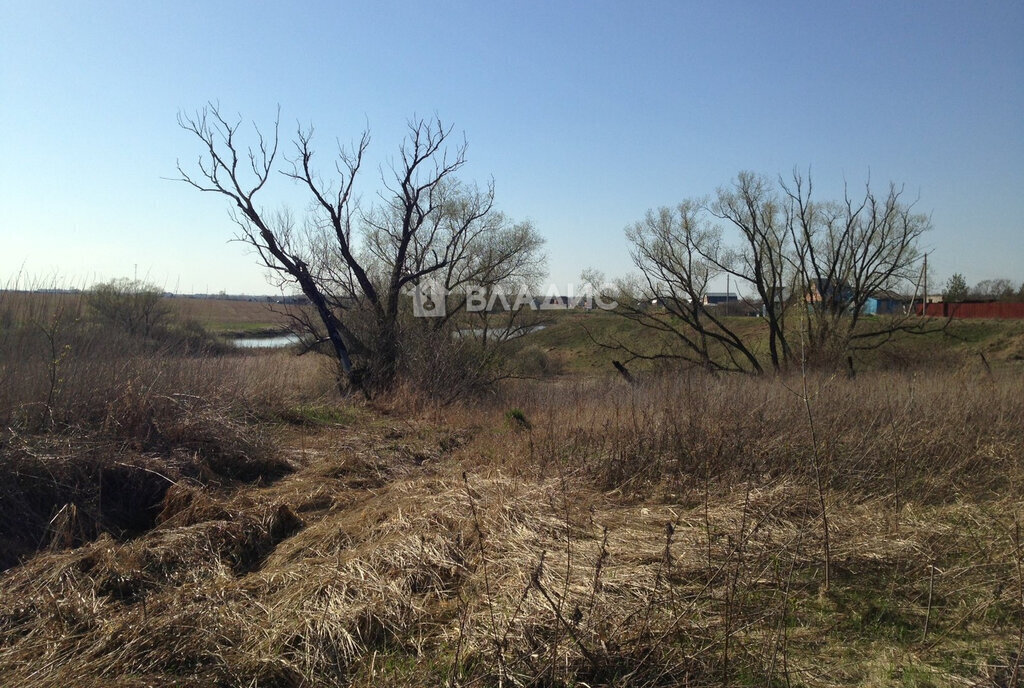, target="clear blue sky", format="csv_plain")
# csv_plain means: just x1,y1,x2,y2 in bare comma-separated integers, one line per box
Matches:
2,0,1022,294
